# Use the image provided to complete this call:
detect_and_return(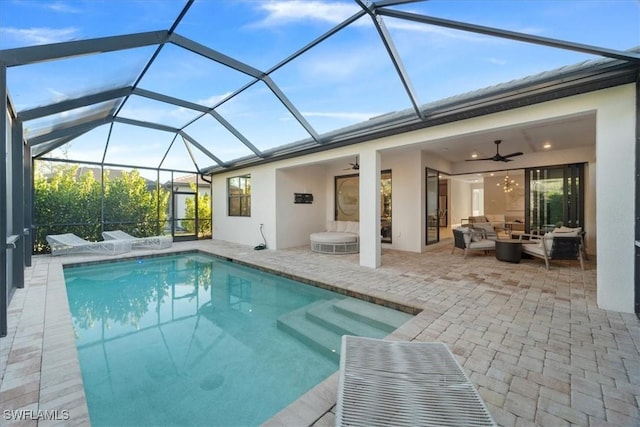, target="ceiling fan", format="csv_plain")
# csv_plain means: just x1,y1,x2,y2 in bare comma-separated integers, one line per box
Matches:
344,156,359,170
466,140,523,162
